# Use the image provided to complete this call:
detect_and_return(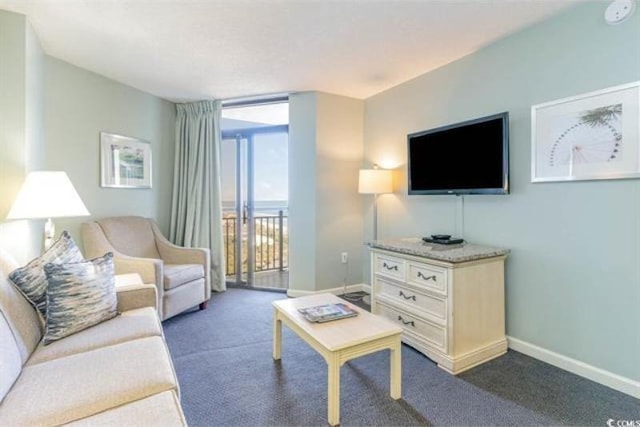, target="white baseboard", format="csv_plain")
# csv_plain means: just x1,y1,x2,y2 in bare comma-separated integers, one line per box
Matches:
286,283,368,298
507,336,640,399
